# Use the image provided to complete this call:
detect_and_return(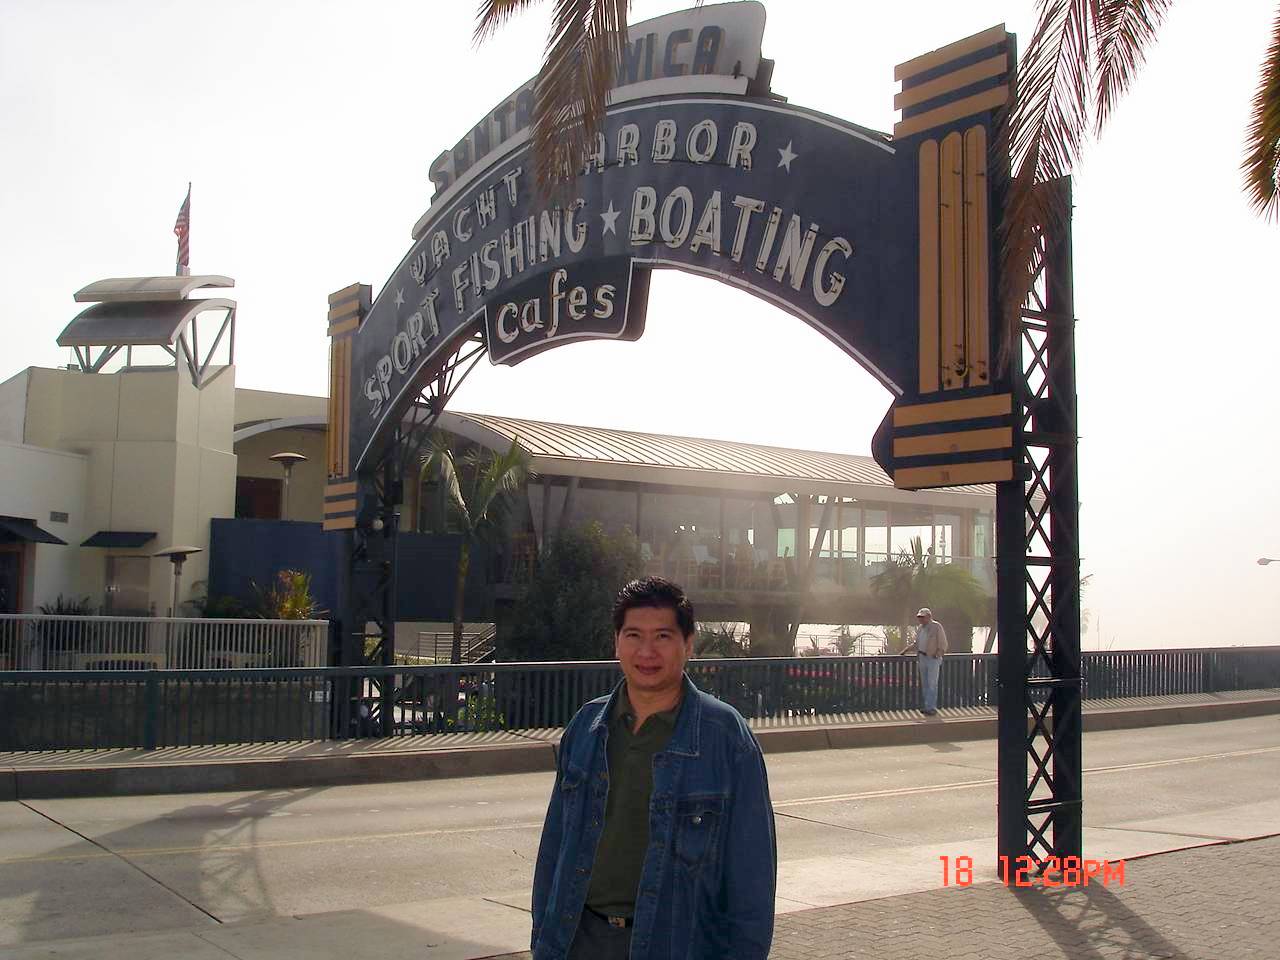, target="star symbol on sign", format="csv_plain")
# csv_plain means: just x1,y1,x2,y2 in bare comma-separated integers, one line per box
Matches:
777,141,798,173
600,201,621,236
394,288,405,308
